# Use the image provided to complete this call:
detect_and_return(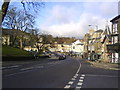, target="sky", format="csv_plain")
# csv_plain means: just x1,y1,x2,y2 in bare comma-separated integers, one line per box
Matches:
36,1,118,38
0,0,119,39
